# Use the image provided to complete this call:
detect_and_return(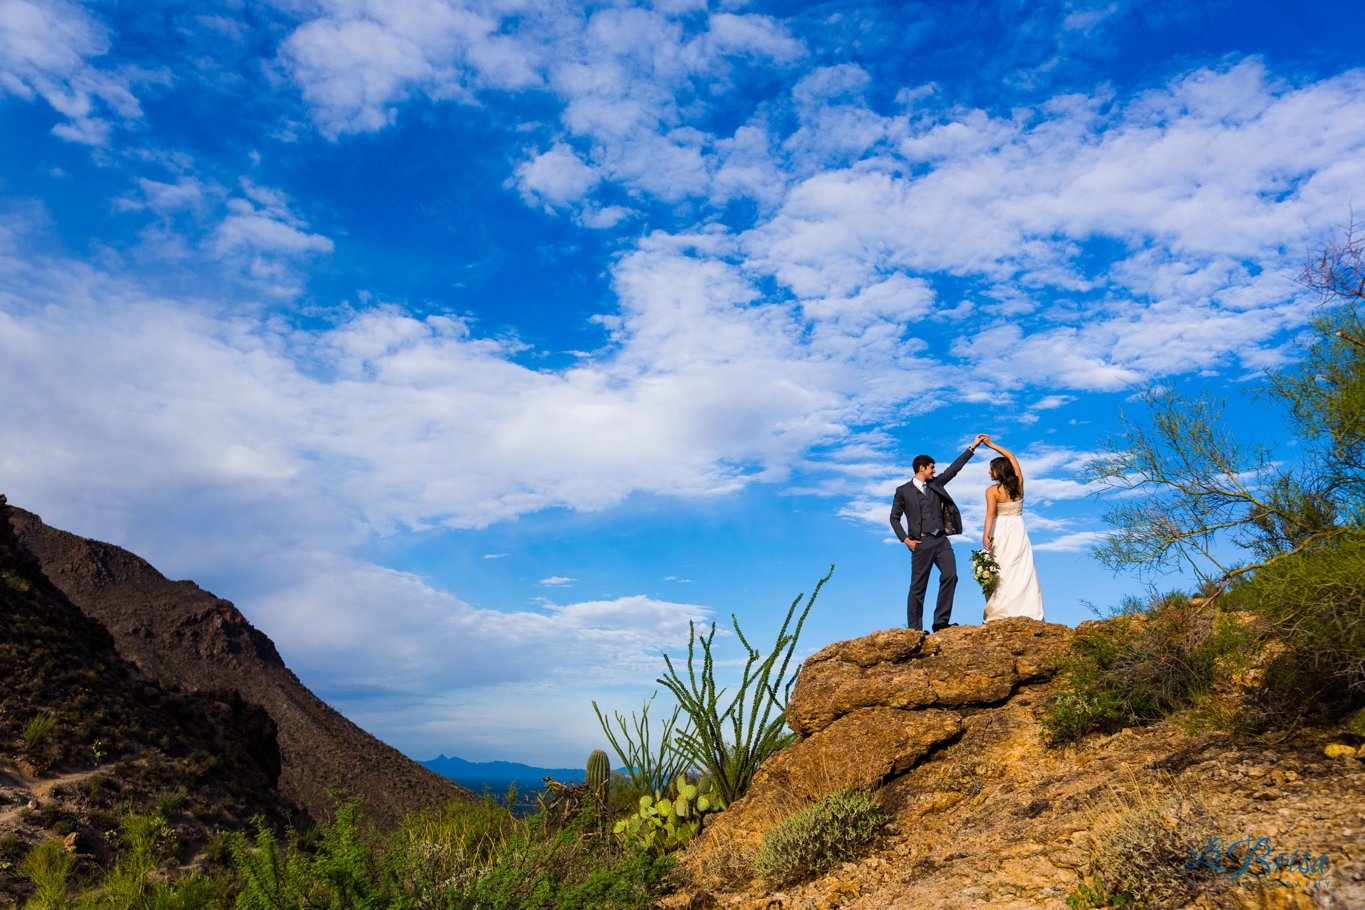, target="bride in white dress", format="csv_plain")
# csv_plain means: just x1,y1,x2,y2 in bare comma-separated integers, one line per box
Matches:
980,436,1044,622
